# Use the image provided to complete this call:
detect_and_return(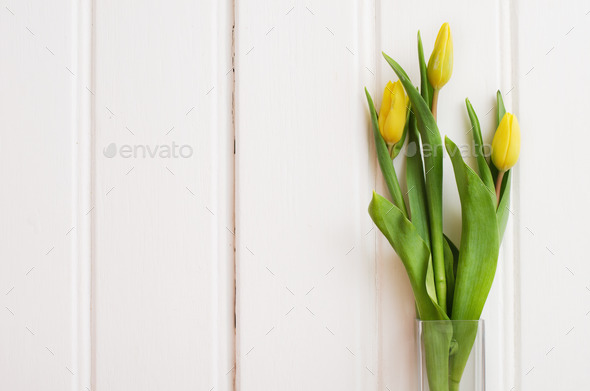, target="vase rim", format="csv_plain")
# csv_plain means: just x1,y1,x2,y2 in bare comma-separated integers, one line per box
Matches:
416,318,484,324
